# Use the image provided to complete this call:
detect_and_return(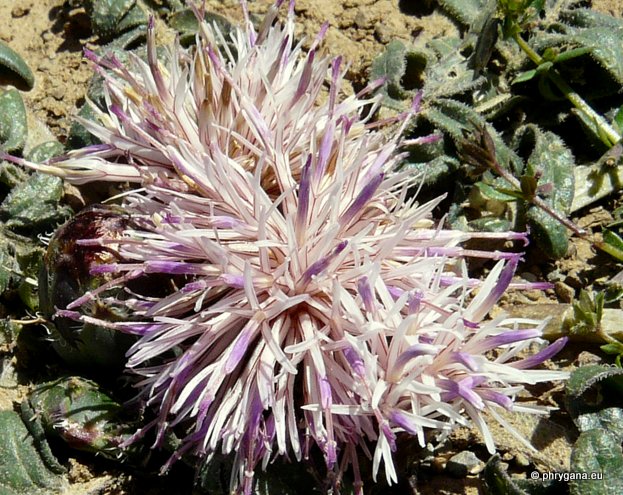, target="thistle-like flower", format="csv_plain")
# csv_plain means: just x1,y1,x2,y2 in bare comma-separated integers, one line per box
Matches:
11,1,568,492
